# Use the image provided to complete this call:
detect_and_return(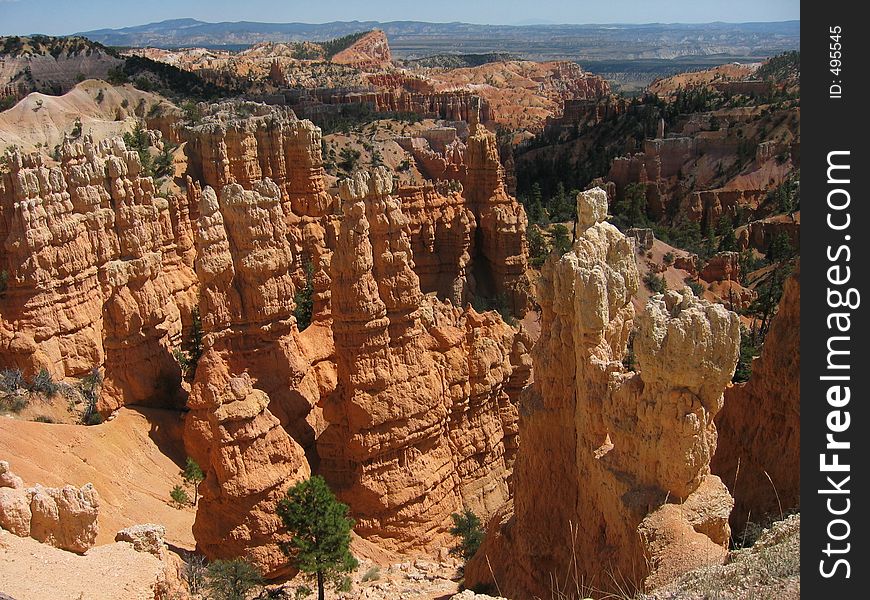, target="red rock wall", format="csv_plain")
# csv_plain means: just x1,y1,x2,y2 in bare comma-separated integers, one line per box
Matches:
712,262,800,530
317,168,531,552
0,139,198,412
